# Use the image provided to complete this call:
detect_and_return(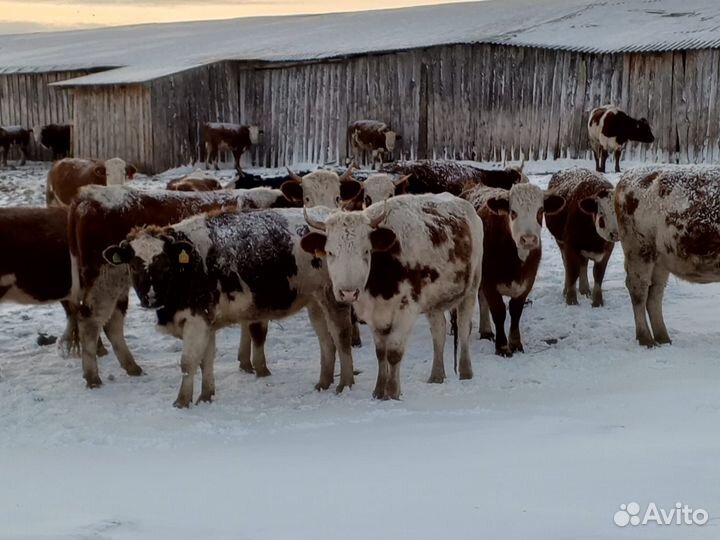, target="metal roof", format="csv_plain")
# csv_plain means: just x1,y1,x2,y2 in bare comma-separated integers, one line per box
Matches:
0,0,716,86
